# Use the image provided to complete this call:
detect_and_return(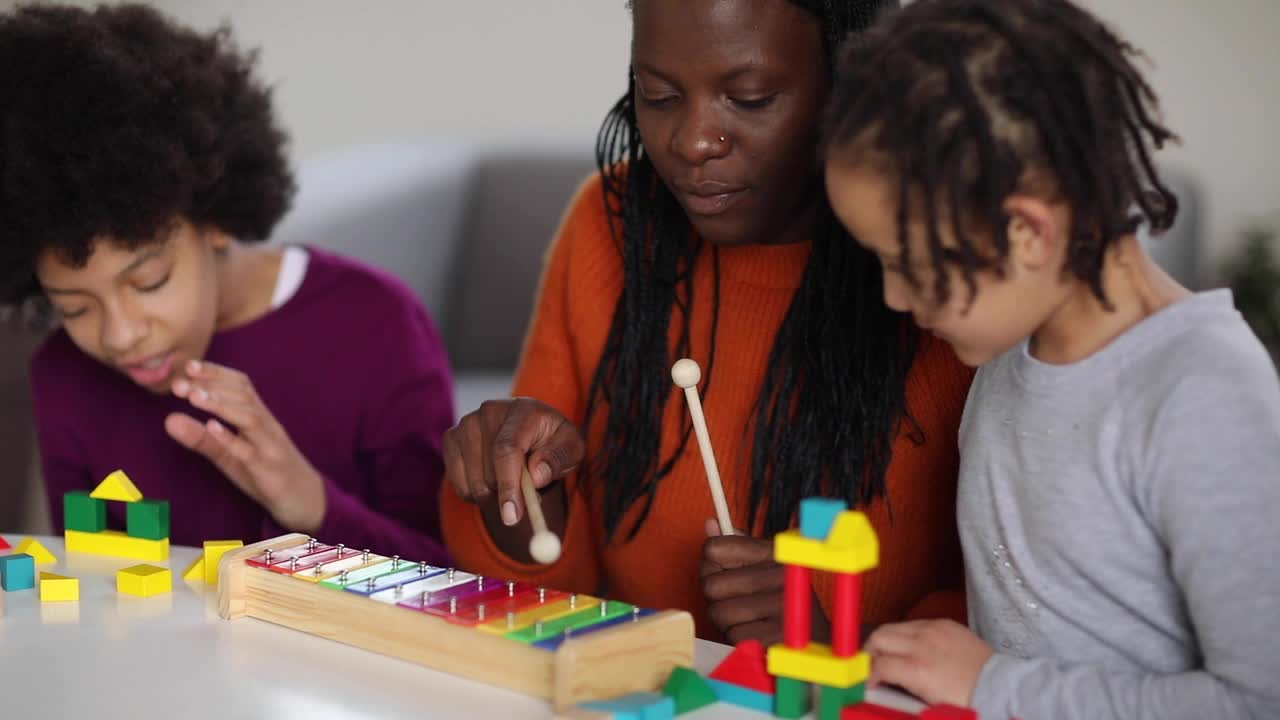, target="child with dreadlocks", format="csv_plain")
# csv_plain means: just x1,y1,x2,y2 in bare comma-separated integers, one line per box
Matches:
0,4,454,565
822,0,1280,717
441,0,975,645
